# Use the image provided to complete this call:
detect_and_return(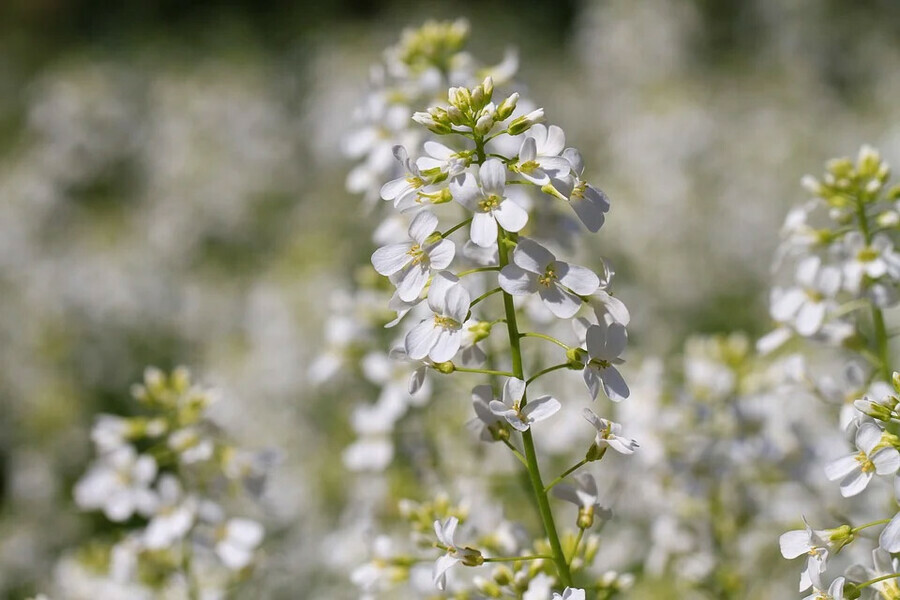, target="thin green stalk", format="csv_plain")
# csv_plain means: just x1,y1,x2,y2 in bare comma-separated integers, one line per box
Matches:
520,331,571,350
470,286,503,307
501,438,528,467
567,528,585,564
544,458,589,492
483,554,553,563
526,363,571,386
441,217,473,238
850,518,892,534
452,366,515,377
457,266,500,278
856,572,900,590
